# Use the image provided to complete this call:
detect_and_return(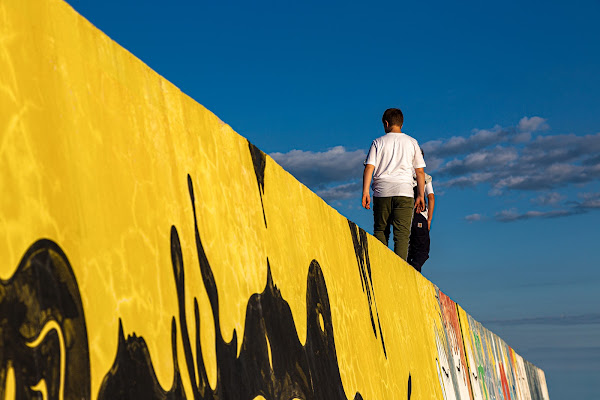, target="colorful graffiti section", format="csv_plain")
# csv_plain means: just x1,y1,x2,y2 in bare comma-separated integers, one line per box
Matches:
0,0,550,398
